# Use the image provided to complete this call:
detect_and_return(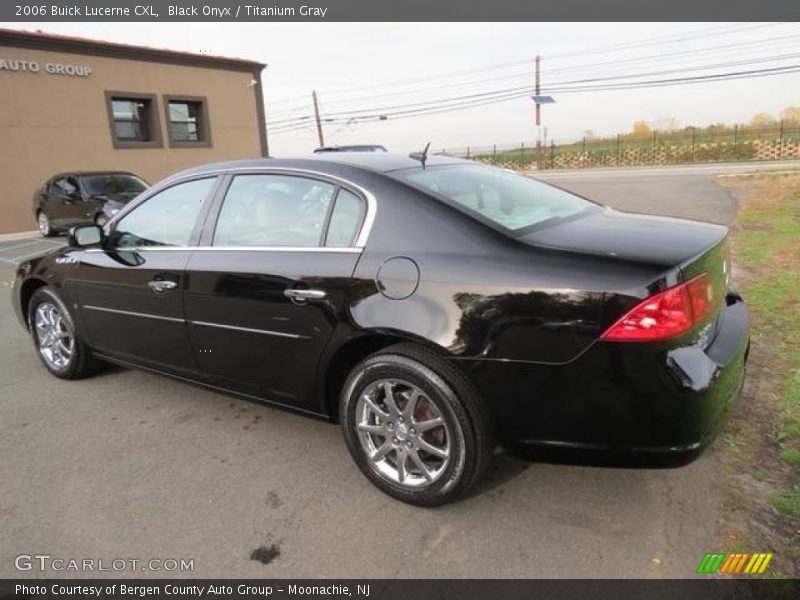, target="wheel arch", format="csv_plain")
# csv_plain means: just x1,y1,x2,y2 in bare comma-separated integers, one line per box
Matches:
320,330,456,422
19,277,49,328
